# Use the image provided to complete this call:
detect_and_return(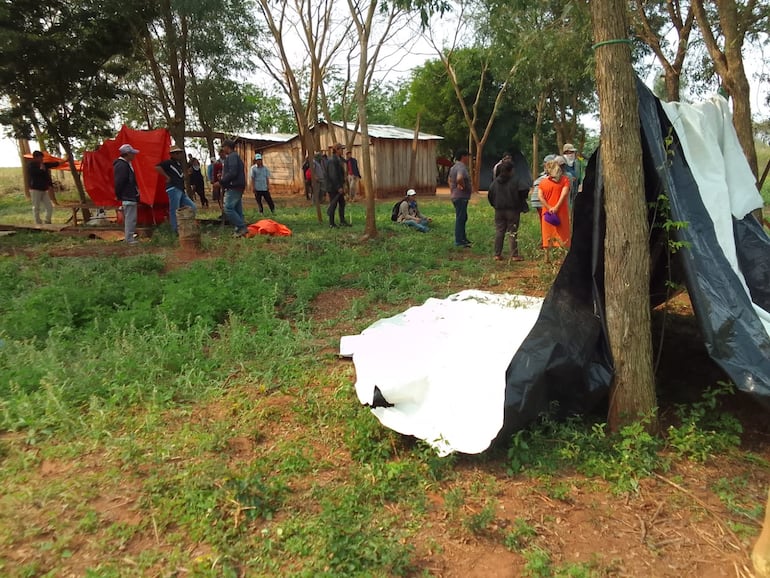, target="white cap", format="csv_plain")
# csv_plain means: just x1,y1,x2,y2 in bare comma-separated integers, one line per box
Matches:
406,188,416,196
